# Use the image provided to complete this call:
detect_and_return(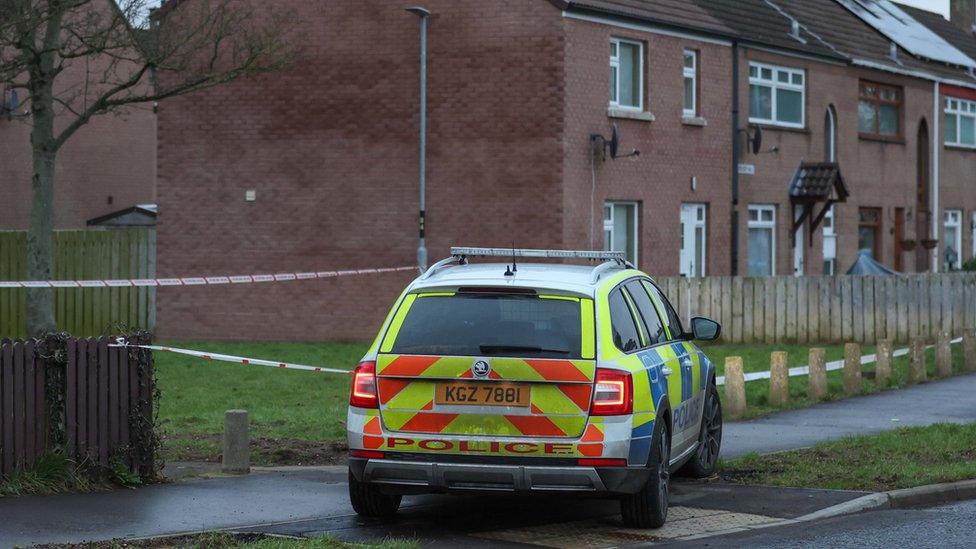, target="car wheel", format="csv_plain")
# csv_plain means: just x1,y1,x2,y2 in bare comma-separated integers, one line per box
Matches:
620,418,670,529
348,470,401,518
681,383,723,478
